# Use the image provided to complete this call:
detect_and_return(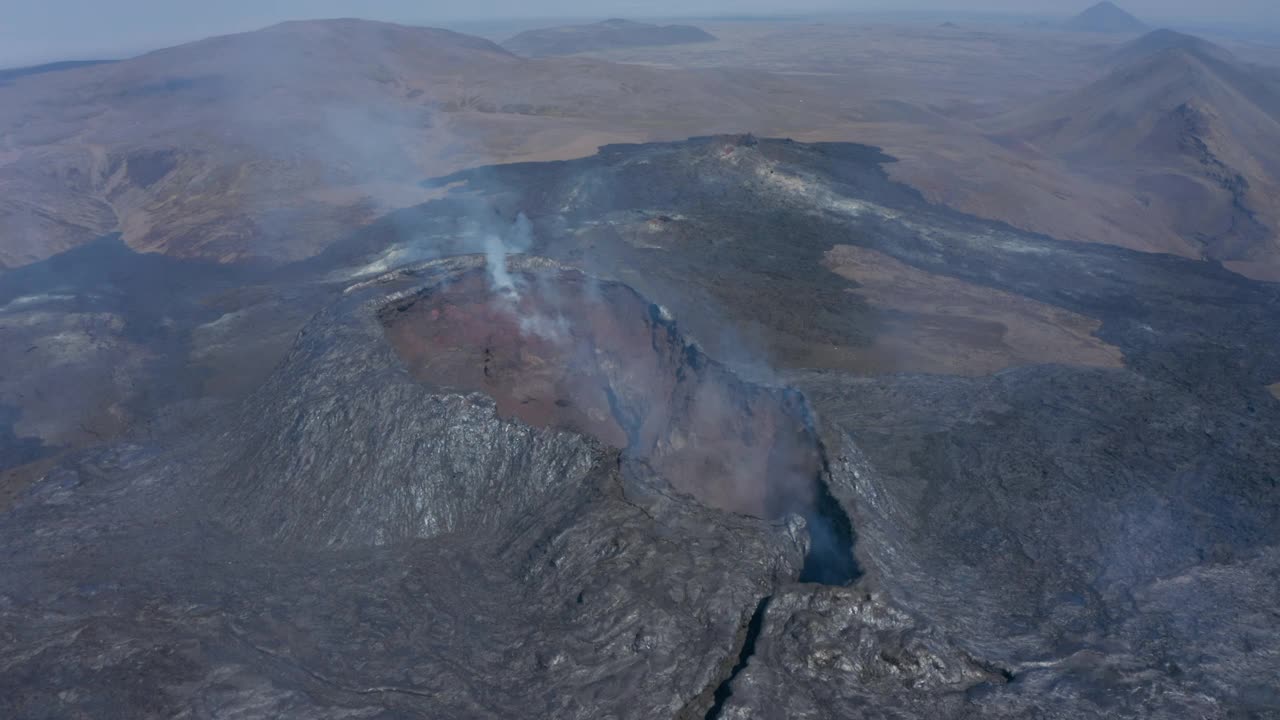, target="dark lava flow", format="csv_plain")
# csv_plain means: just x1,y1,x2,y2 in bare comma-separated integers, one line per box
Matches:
381,267,859,584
